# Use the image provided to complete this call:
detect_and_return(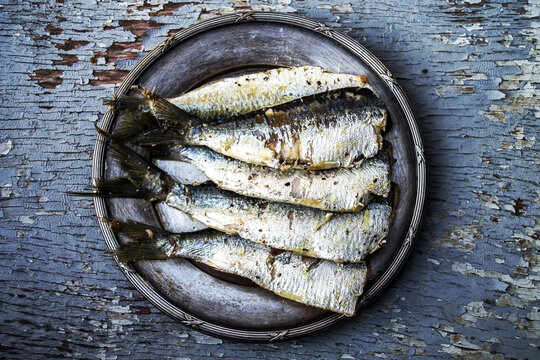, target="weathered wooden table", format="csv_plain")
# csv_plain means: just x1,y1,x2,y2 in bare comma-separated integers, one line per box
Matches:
1,1,538,358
